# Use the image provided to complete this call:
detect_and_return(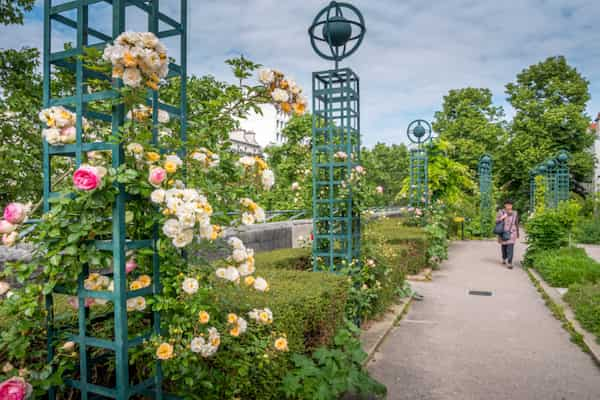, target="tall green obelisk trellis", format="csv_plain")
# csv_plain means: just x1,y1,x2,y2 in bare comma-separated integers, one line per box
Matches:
478,155,493,237
529,151,570,212
407,120,432,211
43,1,187,399
545,159,557,209
308,1,366,271
555,150,570,204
